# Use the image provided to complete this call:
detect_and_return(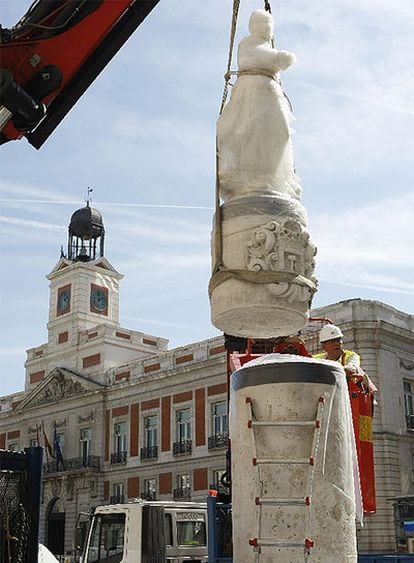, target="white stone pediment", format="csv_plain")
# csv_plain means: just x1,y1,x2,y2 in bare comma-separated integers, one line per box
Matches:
92,257,118,273
18,368,104,410
48,257,71,275
47,257,122,277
